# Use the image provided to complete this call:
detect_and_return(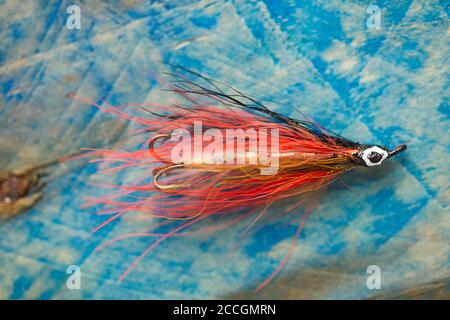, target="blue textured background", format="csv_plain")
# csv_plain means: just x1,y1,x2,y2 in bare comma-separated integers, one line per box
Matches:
0,0,448,299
